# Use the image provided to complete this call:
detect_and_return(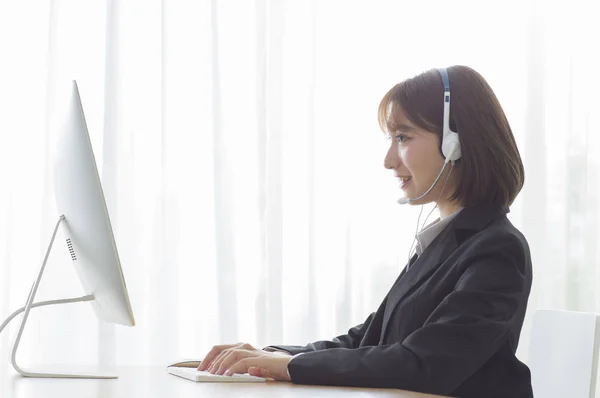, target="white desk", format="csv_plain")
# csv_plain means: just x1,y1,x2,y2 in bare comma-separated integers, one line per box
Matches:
0,365,450,398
